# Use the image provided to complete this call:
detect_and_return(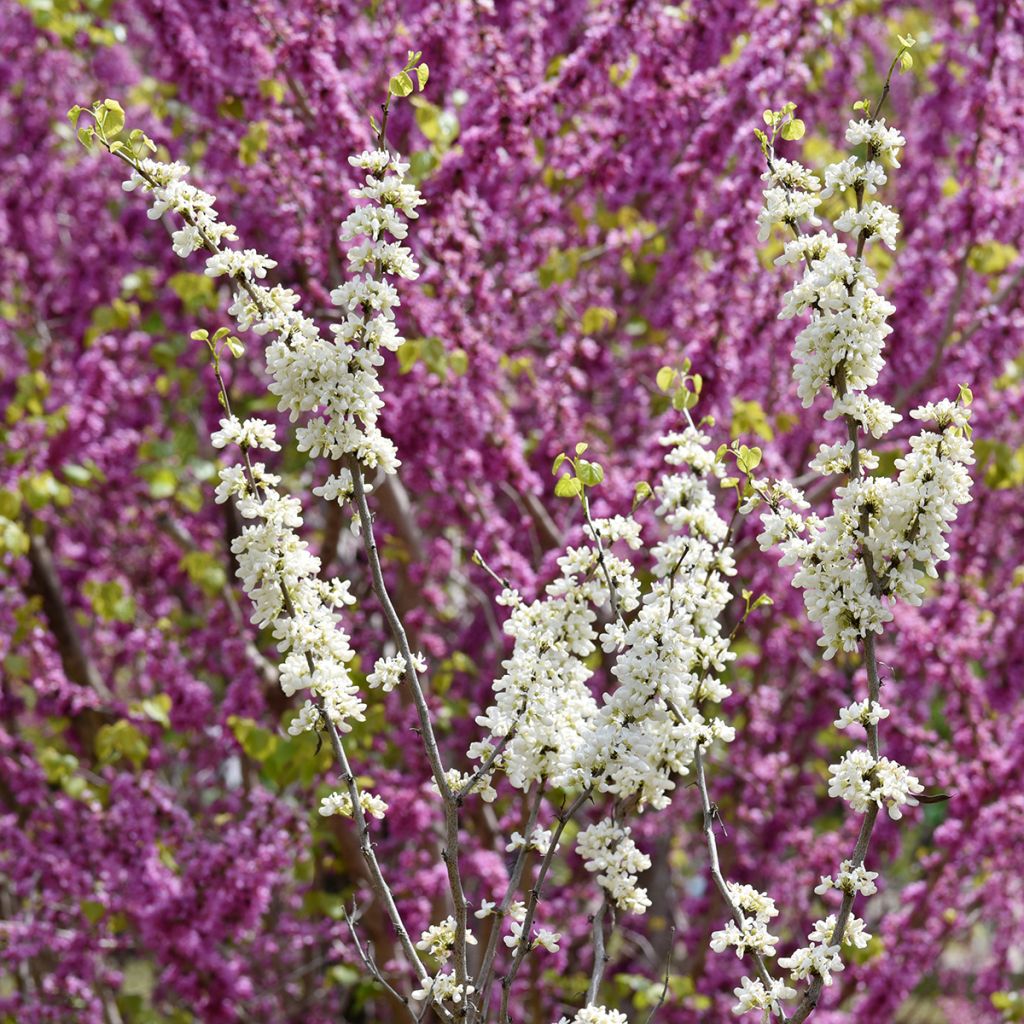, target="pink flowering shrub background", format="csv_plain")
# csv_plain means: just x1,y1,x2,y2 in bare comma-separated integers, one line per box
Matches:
2,1,1023,1022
